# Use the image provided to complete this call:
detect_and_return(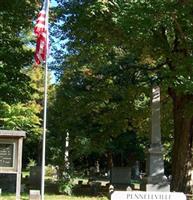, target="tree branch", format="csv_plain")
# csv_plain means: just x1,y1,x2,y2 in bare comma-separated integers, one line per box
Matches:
172,13,188,55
